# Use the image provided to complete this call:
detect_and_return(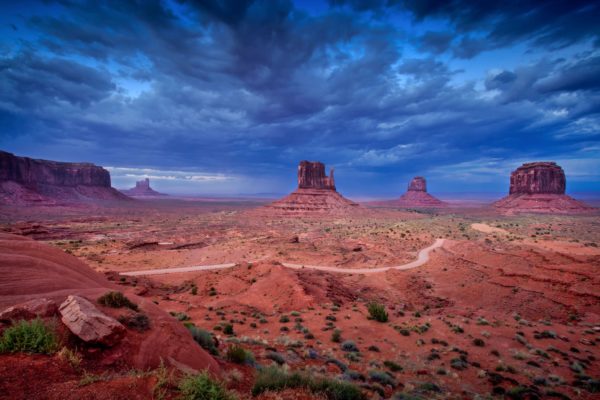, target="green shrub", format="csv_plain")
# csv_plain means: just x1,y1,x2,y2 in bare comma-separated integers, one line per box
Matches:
384,360,403,372
0,319,58,354
179,372,236,400
367,302,388,322
266,351,286,365
331,329,342,343
279,315,290,323
223,323,234,335
341,340,358,352
226,345,254,365
97,291,138,311
118,312,150,331
188,326,218,355
369,370,396,387
252,366,365,400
